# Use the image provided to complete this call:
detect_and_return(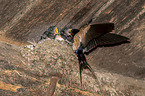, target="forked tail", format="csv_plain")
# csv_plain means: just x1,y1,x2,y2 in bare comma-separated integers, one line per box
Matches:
76,48,101,86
